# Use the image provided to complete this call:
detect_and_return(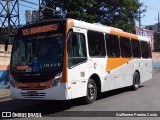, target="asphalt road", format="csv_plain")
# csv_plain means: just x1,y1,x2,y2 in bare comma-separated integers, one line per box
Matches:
0,72,160,119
